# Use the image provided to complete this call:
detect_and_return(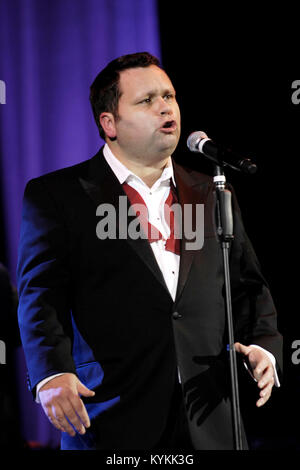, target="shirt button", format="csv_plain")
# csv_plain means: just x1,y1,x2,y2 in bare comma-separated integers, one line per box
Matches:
172,311,182,320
